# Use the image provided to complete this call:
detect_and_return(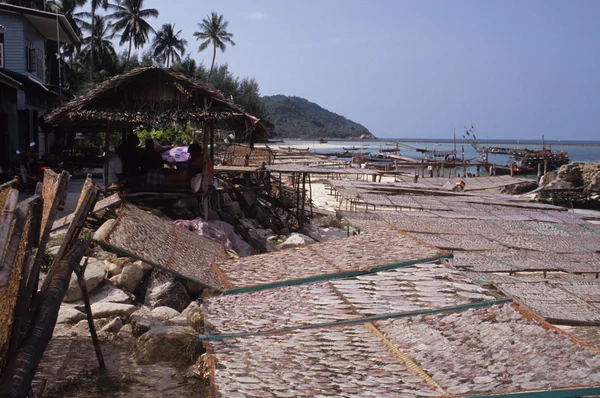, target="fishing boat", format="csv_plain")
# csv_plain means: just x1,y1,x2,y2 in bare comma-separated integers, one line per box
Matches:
478,160,535,176
343,146,369,151
318,138,328,143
